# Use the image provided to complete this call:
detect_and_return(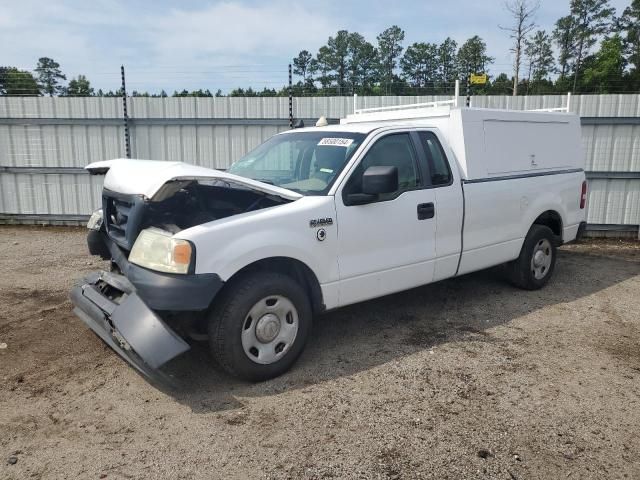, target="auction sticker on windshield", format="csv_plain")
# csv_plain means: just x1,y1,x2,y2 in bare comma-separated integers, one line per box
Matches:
318,138,354,147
